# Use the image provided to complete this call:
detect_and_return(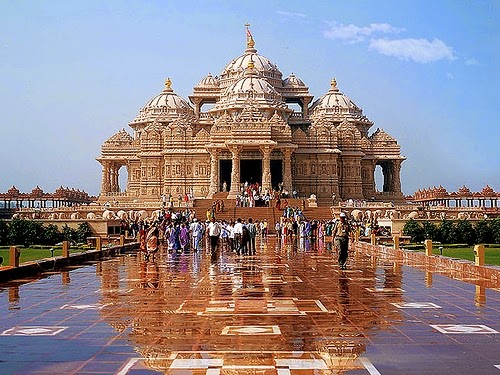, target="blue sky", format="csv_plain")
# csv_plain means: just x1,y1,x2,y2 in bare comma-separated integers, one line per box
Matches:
1,0,498,196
